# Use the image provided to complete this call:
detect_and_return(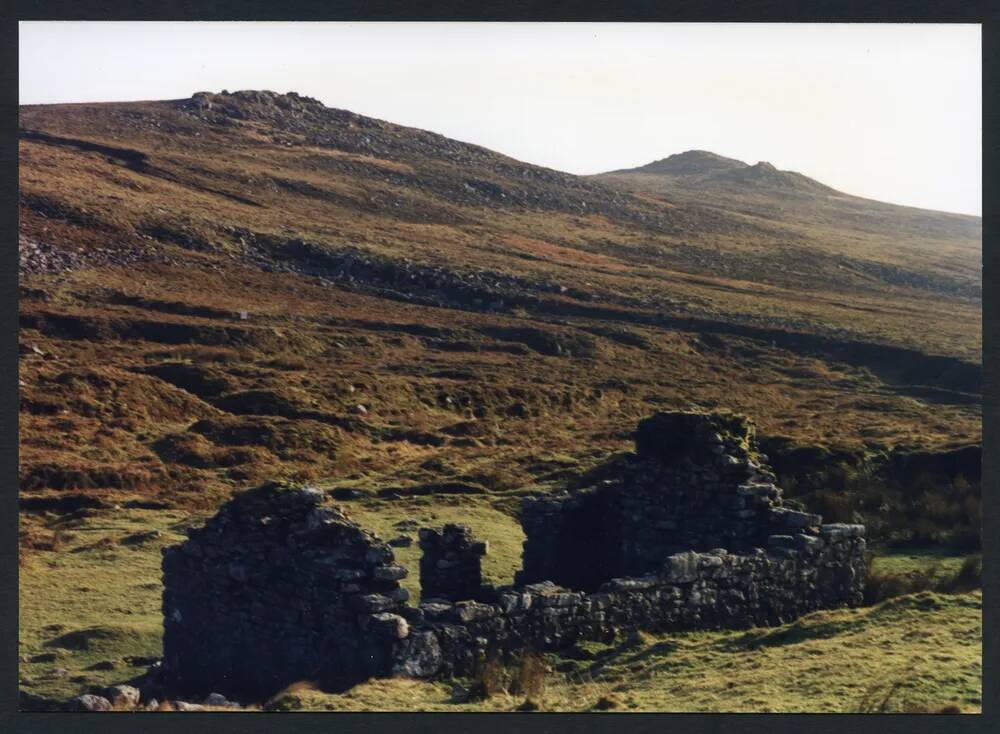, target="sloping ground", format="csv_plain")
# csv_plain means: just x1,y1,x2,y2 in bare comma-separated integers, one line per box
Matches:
19,91,981,356
19,508,186,702
18,92,981,516
18,505,981,713
275,591,981,713
595,152,982,302
18,259,982,512
17,90,981,714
